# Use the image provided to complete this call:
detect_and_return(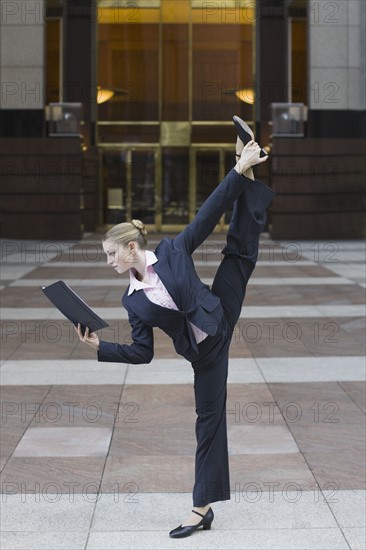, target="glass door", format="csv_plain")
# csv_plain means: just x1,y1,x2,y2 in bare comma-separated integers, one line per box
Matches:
100,146,161,229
